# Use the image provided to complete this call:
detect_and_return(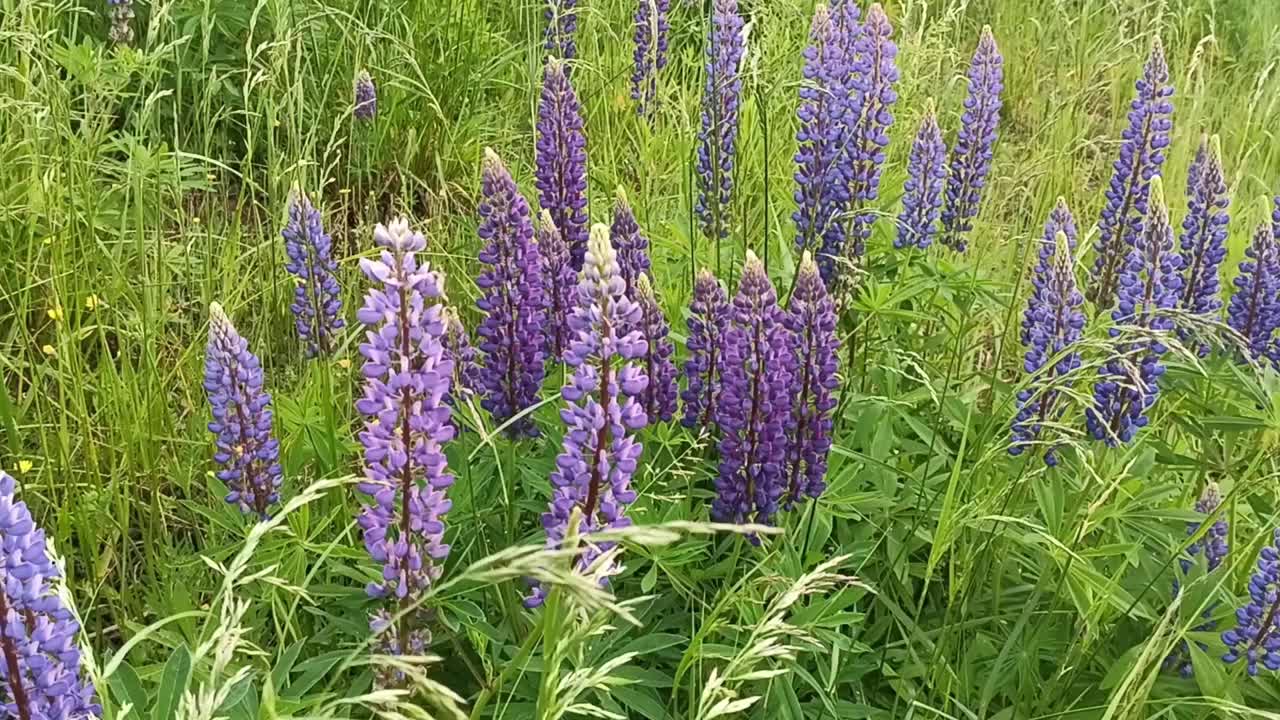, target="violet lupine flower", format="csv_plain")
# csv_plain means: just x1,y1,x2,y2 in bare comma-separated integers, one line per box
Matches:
354,218,455,659
107,0,134,45
1165,482,1229,678
527,224,648,608
536,58,590,271
782,253,839,508
476,149,548,438
1085,178,1182,447
282,191,344,358
696,0,746,243
354,70,377,122
681,269,730,429
1222,527,1280,676
1087,39,1174,307
939,26,1003,253
634,274,678,424
1010,200,1085,466
1176,134,1230,355
538,210,577,363
792,4,855,283
0,471,101,720
611,189,652,293
442,307,481,425
844,3,900,260
1226,222,1280,363
715,252,793,528
632,0,671,117
895,107,948,250
545,0,578,64
204,303,283,518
